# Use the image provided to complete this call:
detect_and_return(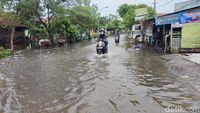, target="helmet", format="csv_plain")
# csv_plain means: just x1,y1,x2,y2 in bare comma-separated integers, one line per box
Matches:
100,28,105,32
100,29,105,35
